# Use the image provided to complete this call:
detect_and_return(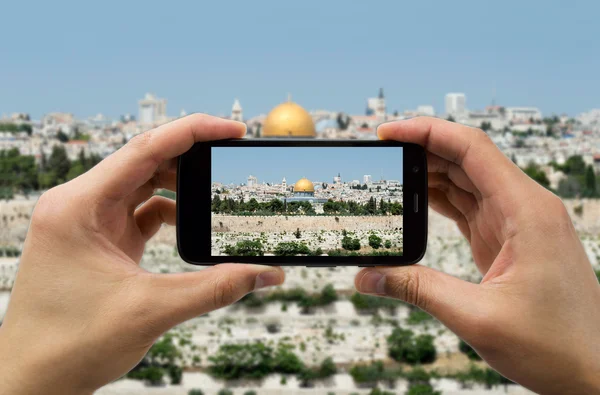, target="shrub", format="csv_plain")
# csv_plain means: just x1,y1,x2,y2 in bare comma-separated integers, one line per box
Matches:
387,328,436,364
384,240,392,249
168,365,183,384
273,343,305,374
244,391,257,395
342,236,361,251
318,357,337,378
349,361,385,383
274,241,311,256
188,390,204,395
294,227,302,238
217,389,234,395
222,240,264,256
209,342,274,379
368,234,382,249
